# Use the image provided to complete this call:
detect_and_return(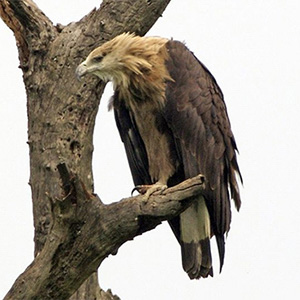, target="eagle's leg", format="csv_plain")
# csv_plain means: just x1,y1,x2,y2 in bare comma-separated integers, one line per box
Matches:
133,182,167,200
